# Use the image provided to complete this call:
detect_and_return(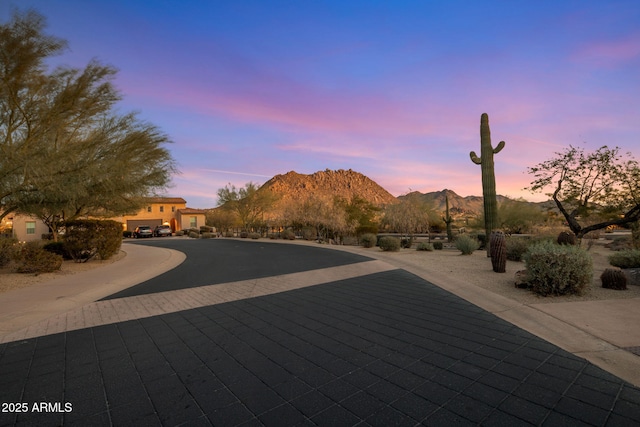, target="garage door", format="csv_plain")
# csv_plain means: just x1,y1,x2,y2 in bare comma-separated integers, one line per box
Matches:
127,219,162,231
